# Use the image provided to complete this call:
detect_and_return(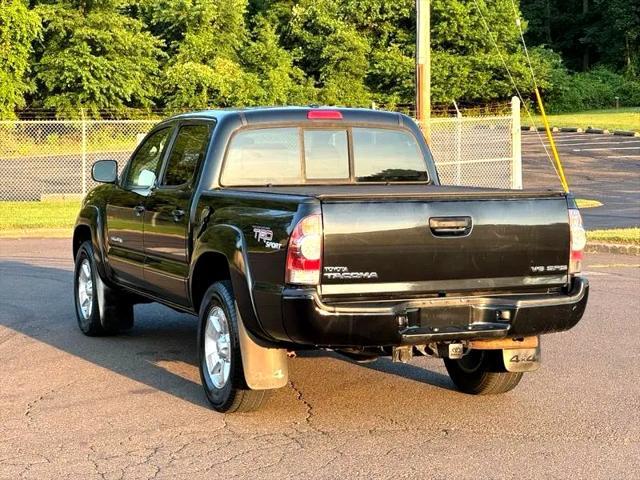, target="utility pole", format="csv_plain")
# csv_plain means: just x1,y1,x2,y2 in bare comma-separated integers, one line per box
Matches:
416,0,431,144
